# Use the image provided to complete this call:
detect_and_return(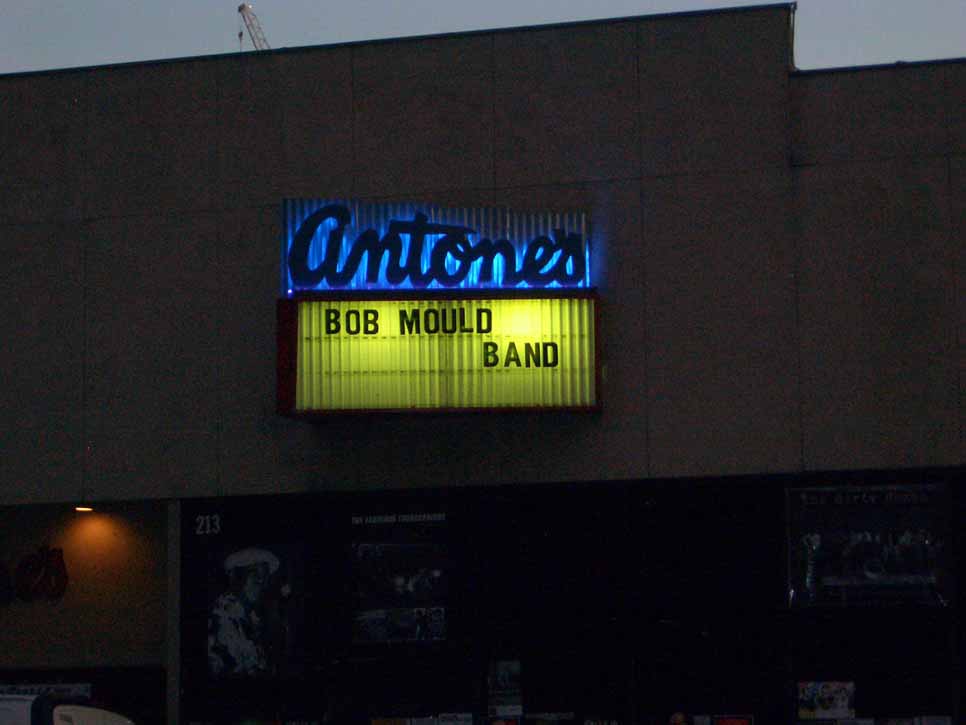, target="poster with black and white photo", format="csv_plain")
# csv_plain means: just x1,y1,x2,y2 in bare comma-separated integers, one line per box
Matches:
487,660,522,718
787,484,952,608
796,681,855,719
350,511,448,643
205,542,306,678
